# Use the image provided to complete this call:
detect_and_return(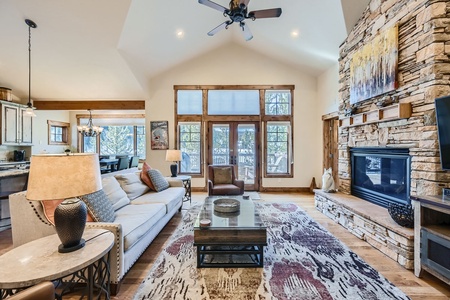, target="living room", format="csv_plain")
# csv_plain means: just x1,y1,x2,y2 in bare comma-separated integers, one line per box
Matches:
1,0,450,299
